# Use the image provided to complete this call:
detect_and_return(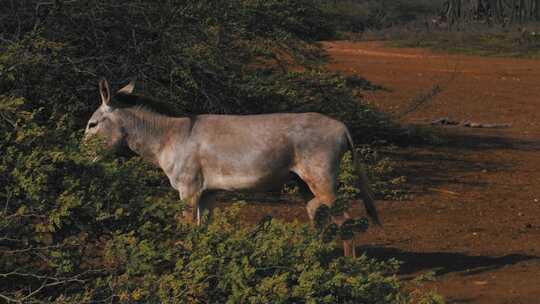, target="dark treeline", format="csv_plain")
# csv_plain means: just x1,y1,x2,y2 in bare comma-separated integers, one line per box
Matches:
319,0,444,31
319,0,540,32
442,0,540,25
